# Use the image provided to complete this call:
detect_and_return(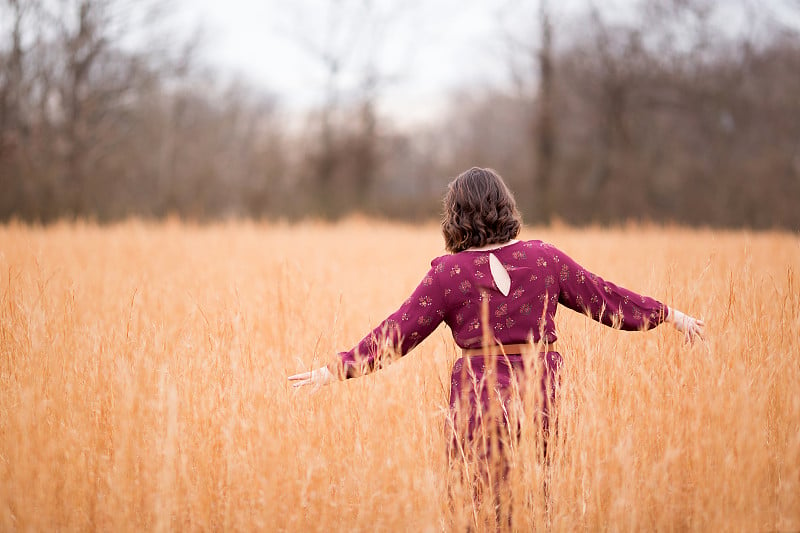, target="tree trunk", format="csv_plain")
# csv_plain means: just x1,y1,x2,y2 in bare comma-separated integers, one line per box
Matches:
534,0,555,223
